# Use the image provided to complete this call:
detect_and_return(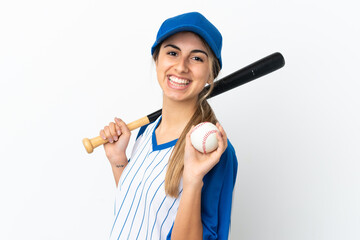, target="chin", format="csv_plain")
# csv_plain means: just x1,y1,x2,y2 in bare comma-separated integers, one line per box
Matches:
164,92,198,103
